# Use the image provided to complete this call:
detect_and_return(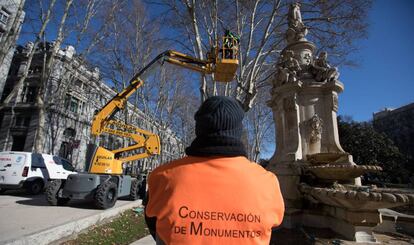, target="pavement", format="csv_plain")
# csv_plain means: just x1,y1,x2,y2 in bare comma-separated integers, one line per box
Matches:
130,235,155,245
0,190,142,245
